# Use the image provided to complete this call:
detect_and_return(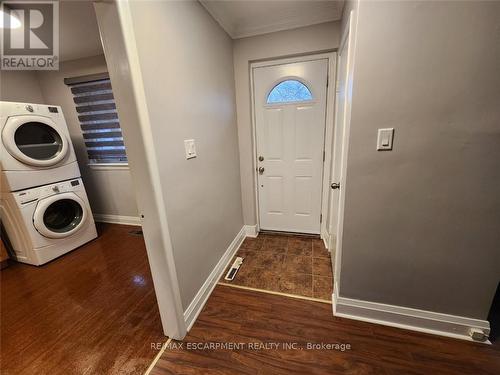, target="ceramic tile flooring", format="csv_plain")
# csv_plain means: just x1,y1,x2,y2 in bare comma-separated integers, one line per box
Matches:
220,233,333,300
